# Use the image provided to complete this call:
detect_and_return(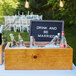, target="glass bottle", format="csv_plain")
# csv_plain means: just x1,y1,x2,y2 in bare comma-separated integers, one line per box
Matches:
50,35,58,45
10,34,16,47
57,33,61,45
30,36,38,48
19,34,23,47
33,37,38,47
60,32,67,48
30,36,33,48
